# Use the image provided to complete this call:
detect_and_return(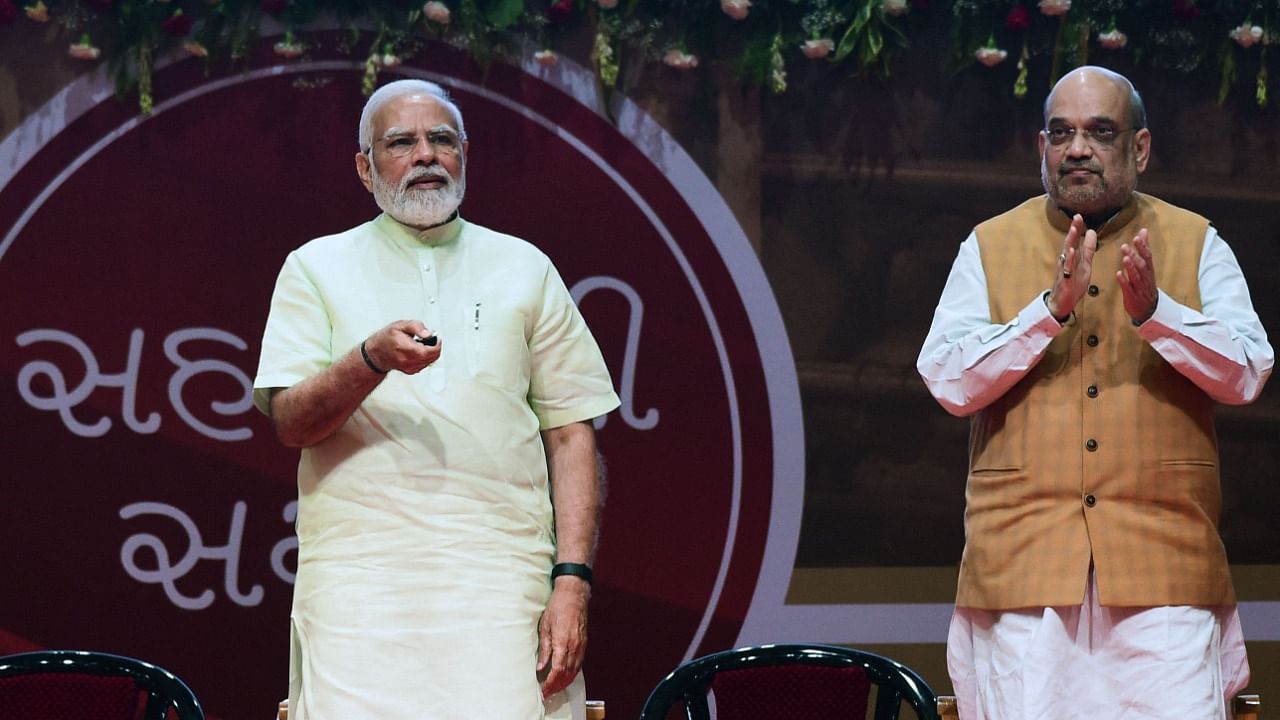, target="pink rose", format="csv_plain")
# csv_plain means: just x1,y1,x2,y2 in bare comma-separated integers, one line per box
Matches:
1037,0,1070,16
882,0,909,16
720,0,750,21
974,46,1008,67
663,49,699,70
1097,29,1127,49
1228,24,1263,48
69,42,102,60
800,38,834,59
423,1,450,25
